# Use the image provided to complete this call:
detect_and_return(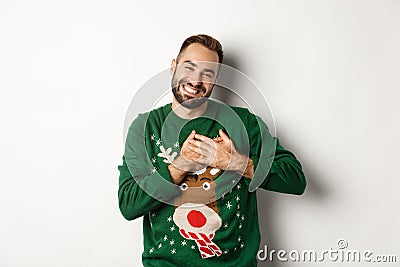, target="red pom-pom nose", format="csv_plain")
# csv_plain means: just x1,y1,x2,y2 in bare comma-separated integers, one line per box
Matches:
187,210,207,228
